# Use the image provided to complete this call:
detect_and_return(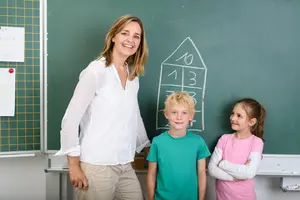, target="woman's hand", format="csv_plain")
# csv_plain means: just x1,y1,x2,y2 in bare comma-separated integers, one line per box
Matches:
69,164,88,190
143,147,150,158
67,156,88,190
